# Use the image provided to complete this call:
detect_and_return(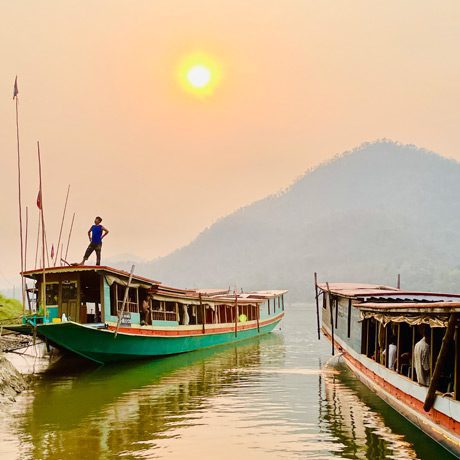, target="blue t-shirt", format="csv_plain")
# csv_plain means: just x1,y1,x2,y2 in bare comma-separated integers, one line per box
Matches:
91,225,103,244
